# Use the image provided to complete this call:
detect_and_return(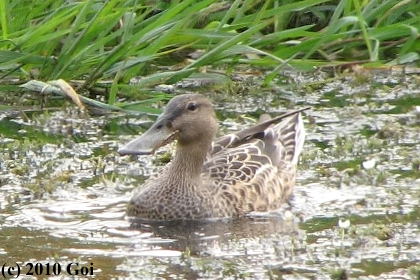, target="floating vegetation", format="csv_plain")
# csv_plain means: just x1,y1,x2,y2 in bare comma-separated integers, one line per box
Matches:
0,0,420,278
